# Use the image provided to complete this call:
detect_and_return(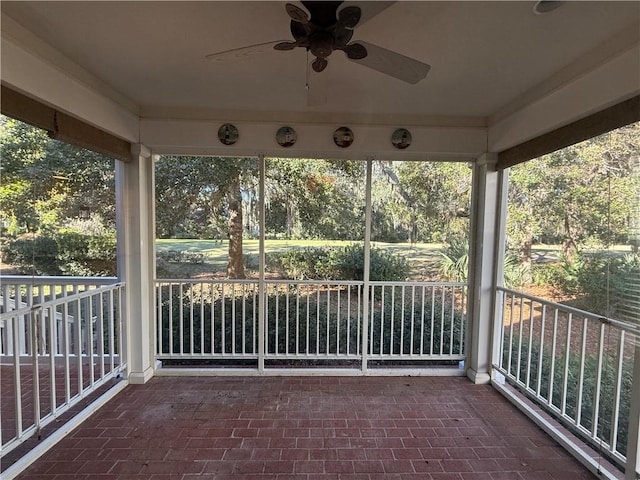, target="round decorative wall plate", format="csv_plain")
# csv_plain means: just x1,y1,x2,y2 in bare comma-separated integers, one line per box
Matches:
218,123,239,145
391,128,412,150
333,127,354,148
276,126,297,147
